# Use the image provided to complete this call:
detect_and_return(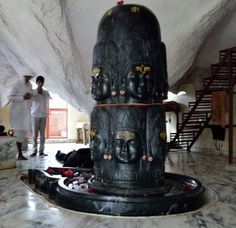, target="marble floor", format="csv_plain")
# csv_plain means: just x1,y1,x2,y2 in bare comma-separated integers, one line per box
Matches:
0,143,236,228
